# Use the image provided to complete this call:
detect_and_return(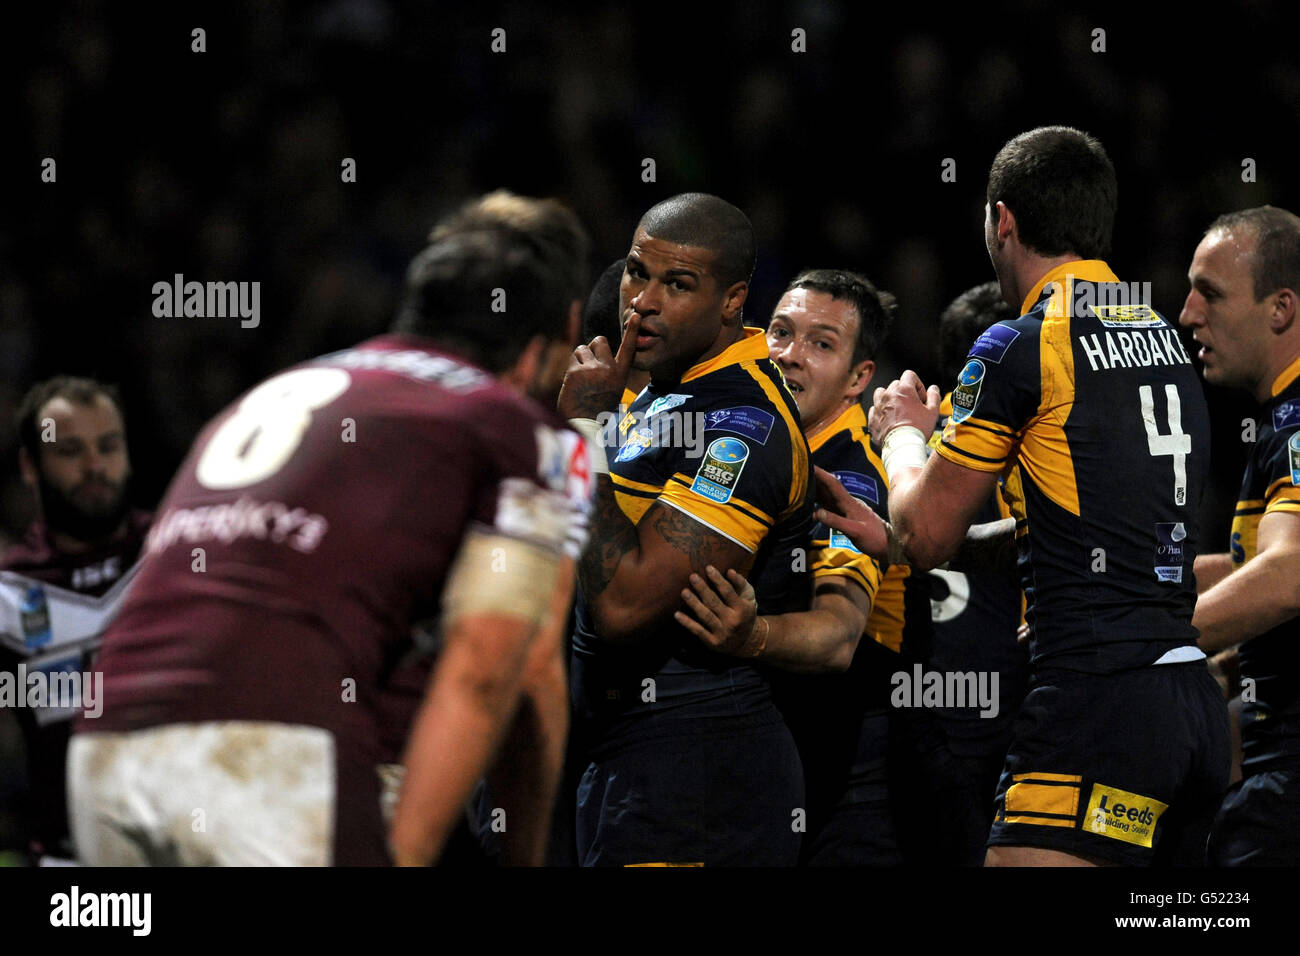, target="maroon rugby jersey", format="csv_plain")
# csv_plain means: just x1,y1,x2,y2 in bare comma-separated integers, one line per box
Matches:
87,334,591,775
2,509,153,597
